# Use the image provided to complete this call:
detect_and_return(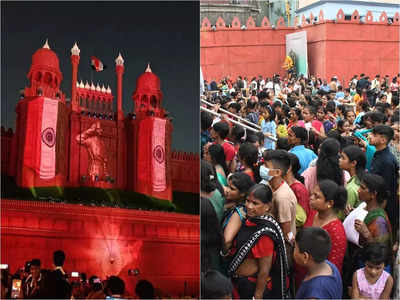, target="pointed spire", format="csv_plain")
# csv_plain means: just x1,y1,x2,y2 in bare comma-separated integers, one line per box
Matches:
71,42,80,56
90,82,96,90
76,81,79,87
101,85,106,93
145,63,152,73
107,85,111,94
85,81,90,89
43,39,50,49
115,52,124,66
96,83,101,91
79,80,84,88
